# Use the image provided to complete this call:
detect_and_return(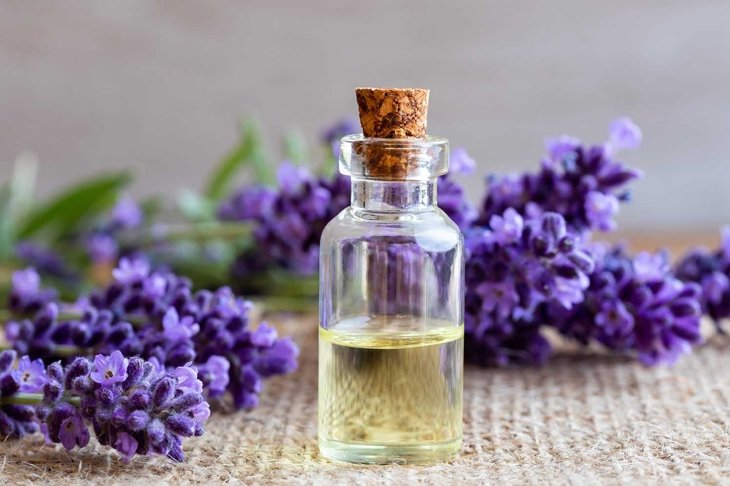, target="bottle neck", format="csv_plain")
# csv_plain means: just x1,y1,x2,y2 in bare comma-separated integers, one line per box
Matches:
350,178,437,211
